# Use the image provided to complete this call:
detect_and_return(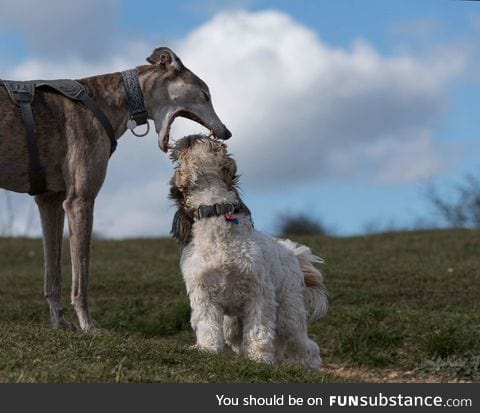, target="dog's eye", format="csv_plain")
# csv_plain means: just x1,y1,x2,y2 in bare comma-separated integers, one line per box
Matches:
202,91,210,103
